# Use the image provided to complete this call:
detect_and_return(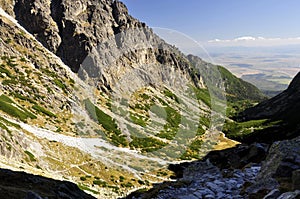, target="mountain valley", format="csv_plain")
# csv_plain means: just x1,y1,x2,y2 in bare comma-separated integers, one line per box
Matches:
0,0,299,199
